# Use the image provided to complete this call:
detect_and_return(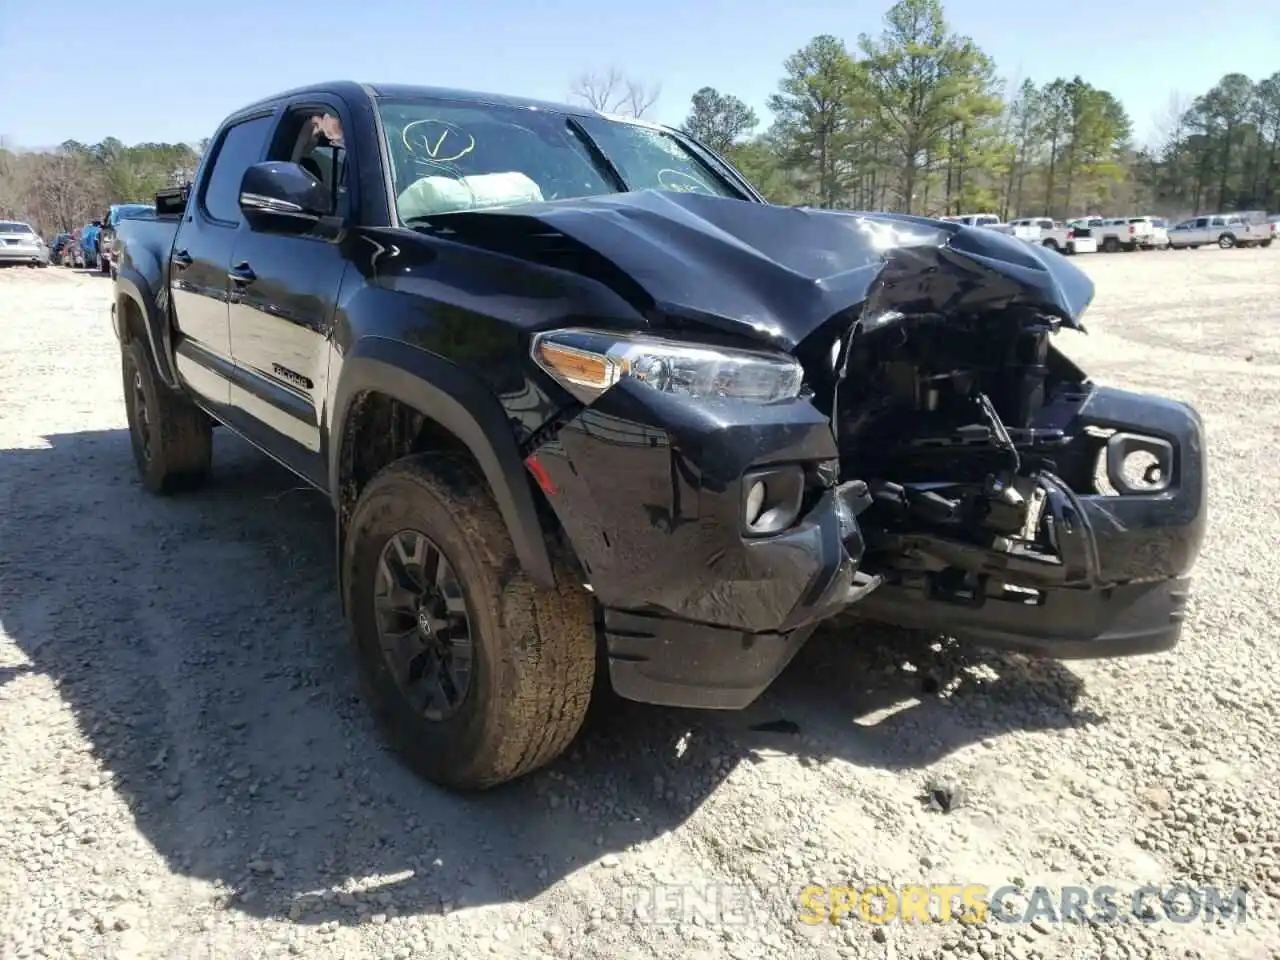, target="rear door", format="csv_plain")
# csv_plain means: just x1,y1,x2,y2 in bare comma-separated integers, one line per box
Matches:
226,97,353,487
170,112,275,409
